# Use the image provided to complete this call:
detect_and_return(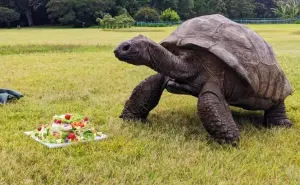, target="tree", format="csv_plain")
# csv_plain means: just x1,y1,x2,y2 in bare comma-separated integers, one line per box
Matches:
0,6,20,27
0,0,294,27
208,0,227,16
273,0,300,18
150,0,179,11
46,0,74,25
135,7,160,21
178,0,194,19
115,0,148,16
0,0,15,8
46,0,114,26
225,0,256,18
100,13,116,28
193,0,210,16
13,0,47,26
120,14,135,27
74,0,114,27
160,8,180,21
255,0,276,17
114,13,135,28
